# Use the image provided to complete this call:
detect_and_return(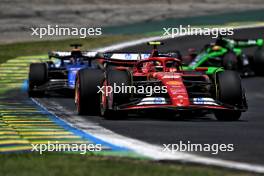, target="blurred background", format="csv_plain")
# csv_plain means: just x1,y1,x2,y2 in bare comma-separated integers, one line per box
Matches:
1,0,264,43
